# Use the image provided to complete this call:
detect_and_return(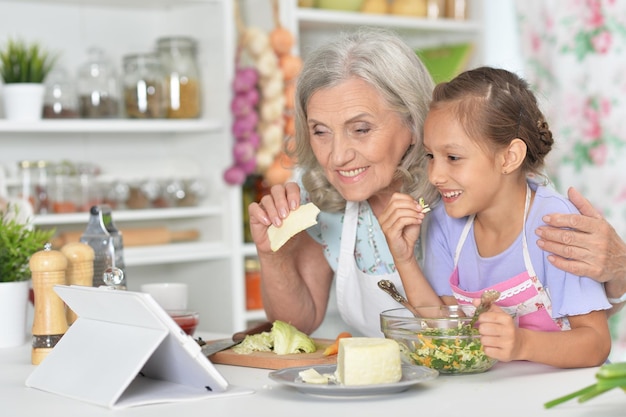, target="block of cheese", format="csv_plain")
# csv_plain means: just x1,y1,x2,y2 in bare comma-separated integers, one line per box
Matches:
267,202,320,252
336,337,402,386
